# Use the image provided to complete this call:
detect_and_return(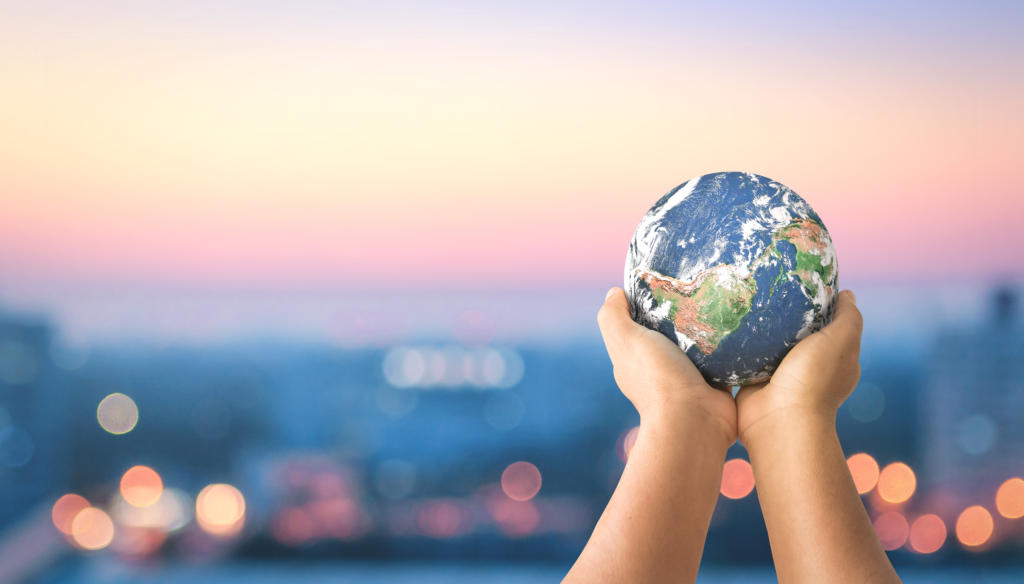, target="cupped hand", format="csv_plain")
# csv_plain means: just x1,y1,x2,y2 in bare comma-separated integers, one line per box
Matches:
736,289,863,445
598,287,736,443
